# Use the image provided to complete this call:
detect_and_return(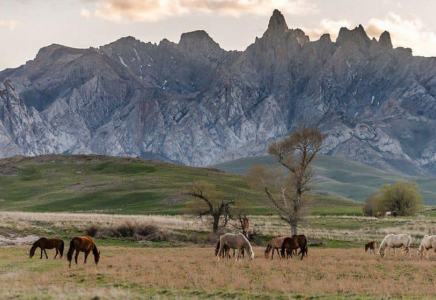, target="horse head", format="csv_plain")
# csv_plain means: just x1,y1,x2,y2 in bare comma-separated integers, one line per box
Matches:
94,250,101,265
